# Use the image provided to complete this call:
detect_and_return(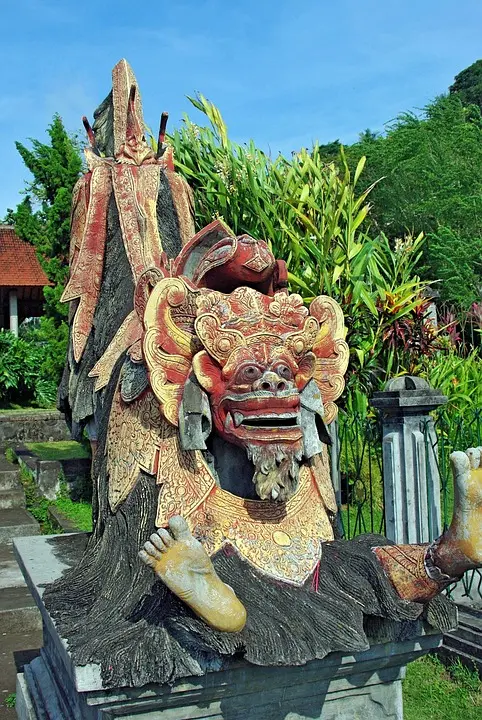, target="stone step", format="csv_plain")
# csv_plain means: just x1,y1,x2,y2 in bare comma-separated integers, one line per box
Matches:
0,543,41,634
3,636,42,717
438,643,482,675
443,630,482,661
0,509,40,544
0,588,41,634
455,624,482,648
459,607,482,631
0,487,26,509
0,462,20,491
0,543,28,589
